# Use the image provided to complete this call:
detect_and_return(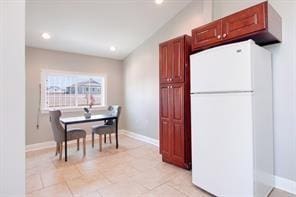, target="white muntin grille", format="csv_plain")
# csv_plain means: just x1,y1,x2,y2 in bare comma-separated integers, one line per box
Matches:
41,70,106,110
